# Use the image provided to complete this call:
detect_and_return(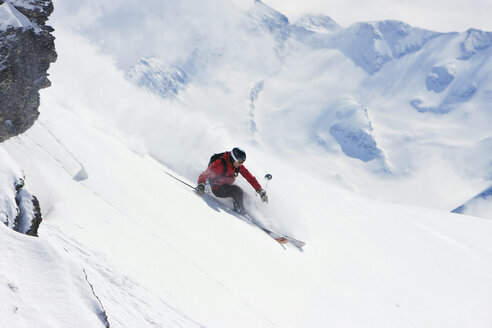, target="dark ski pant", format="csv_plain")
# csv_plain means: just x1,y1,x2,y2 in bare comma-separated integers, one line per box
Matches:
212,184,244,213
